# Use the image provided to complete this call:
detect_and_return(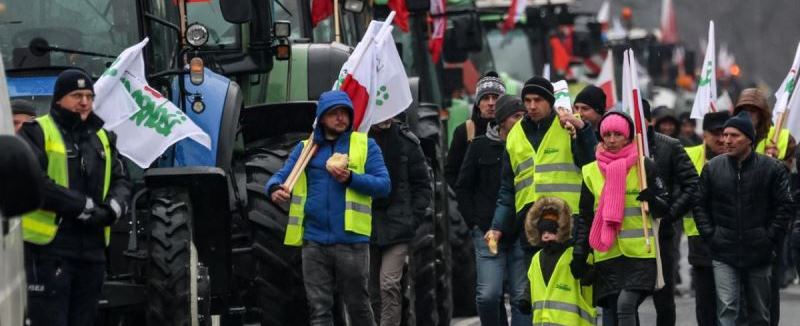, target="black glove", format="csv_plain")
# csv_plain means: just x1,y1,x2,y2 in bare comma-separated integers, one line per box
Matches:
636,188,670,218
517,297,532,315
570,255,589,279
636,188,656,202
80,204,116,227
